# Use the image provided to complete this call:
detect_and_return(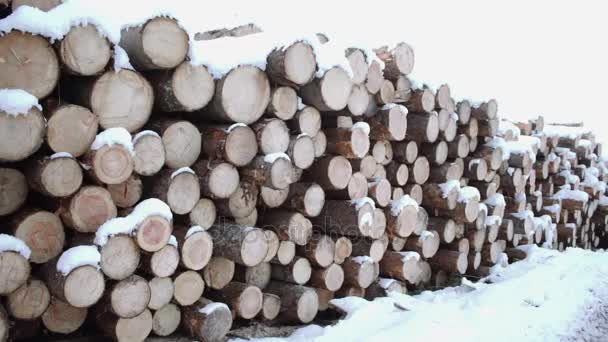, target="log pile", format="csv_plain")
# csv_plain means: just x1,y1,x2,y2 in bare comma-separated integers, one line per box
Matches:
1,10,607,342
